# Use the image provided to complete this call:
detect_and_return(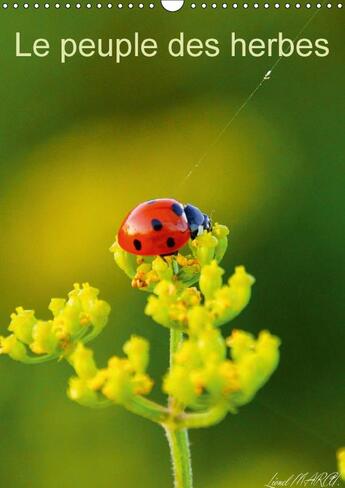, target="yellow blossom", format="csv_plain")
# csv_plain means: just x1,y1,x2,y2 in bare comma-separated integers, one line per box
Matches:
69,342,98,379
67,377,98,407
123,336,150,374
30,321,59,355
8,307,36,345
0,335,28,361
199,260,225,300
